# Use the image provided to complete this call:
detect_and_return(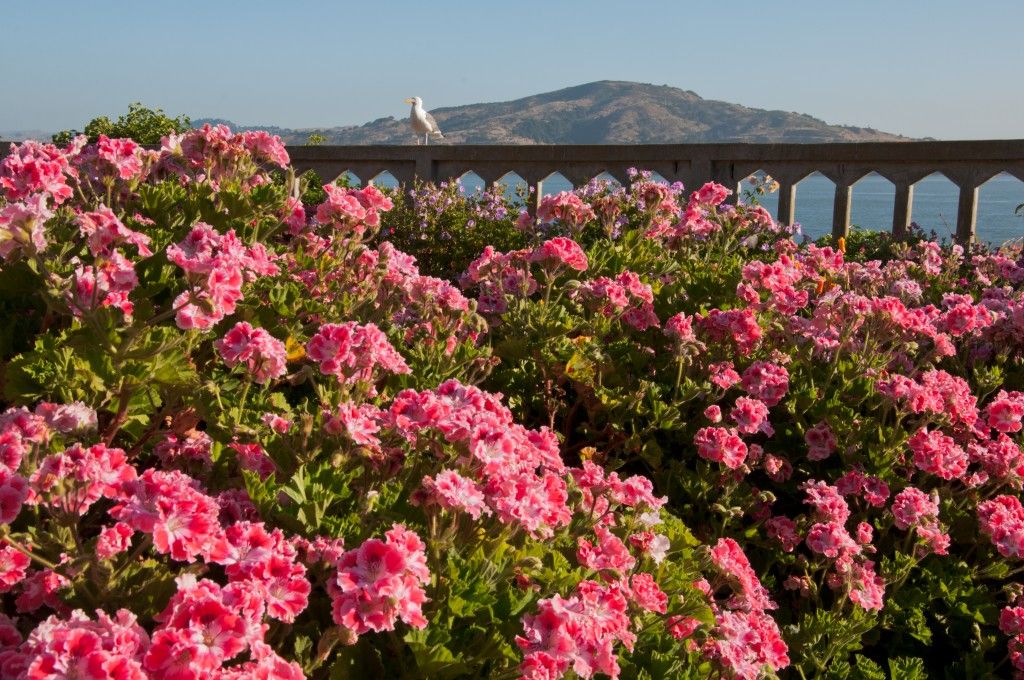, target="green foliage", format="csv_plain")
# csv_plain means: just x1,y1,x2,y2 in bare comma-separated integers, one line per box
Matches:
52,102,191,145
